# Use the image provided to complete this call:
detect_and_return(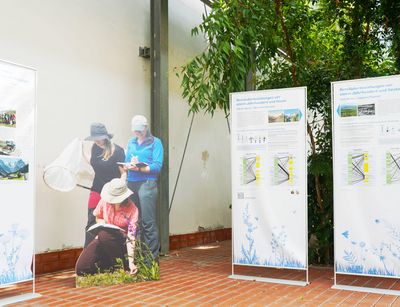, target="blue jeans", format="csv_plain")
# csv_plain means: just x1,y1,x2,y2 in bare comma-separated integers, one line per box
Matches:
128,180,160,261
